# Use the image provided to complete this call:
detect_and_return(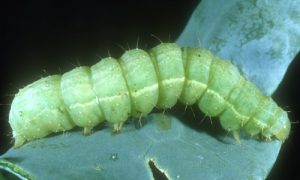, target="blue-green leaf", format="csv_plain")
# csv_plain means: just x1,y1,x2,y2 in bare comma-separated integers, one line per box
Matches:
177,0,300,95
